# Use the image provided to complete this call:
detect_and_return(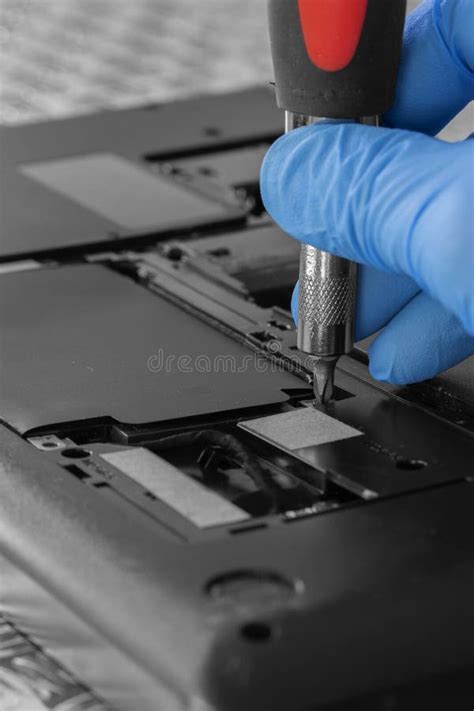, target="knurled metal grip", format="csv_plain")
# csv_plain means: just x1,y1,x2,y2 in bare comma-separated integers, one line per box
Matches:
297,244,357,355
